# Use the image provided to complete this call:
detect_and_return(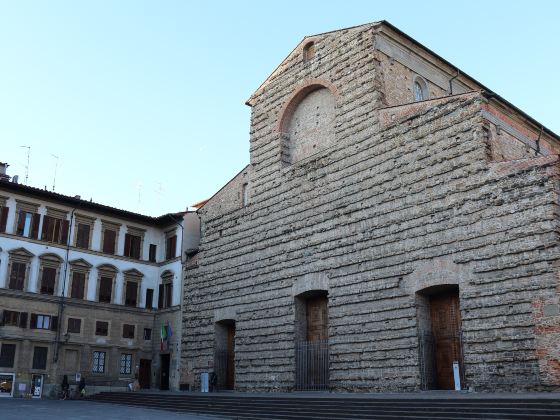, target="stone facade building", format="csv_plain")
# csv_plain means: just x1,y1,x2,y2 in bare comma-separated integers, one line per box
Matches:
182,21,560,393
0,164,198,397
